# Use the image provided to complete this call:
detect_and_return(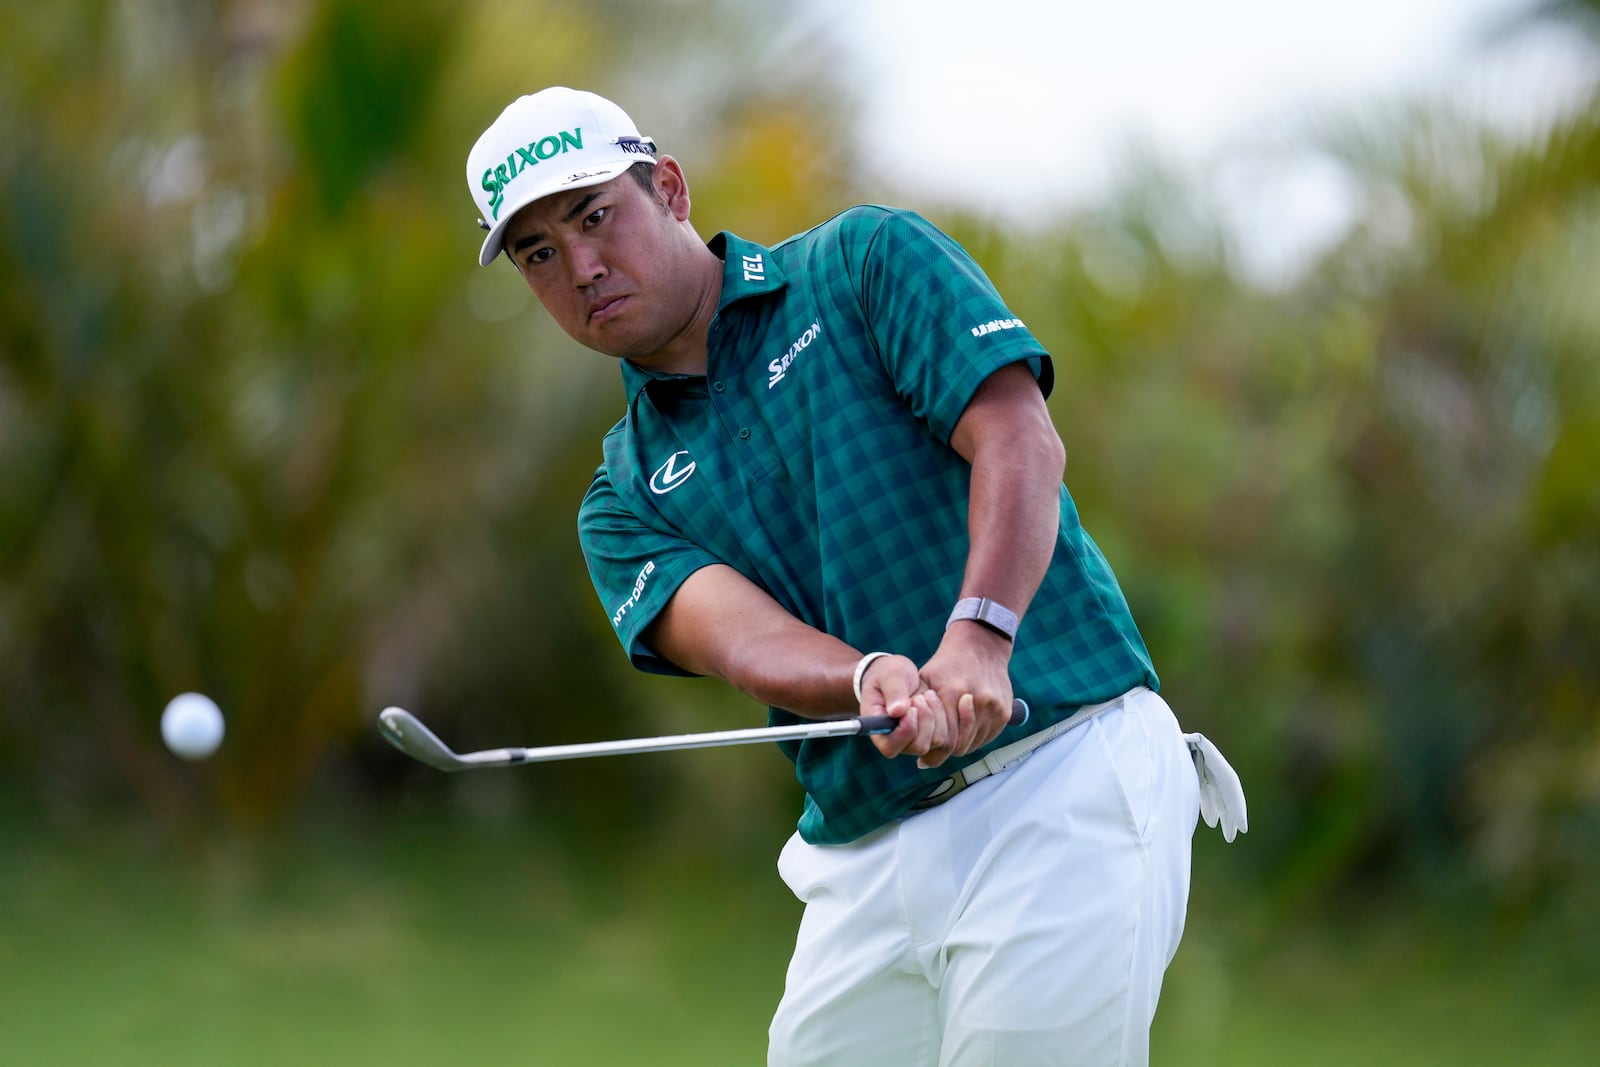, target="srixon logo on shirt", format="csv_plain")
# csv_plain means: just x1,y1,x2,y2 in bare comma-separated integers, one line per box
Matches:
767,320,824,388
